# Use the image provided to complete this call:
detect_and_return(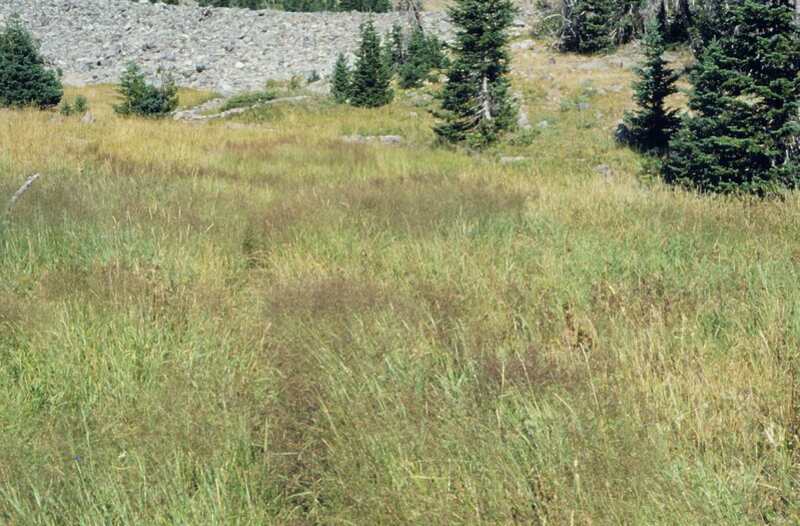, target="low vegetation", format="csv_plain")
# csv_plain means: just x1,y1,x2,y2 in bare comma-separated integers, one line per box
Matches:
1,0,800,523
2,31,800,521
113,62,178,118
